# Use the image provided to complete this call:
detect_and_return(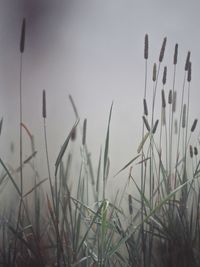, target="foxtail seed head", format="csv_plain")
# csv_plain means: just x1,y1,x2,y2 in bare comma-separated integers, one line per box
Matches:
185,51,191,71
172,91,177,113
159,37,167,62
194,146,198,156
173,44,178,65
42,90,46,118
191,119,198,132
168,90,172,104
153,63,157,82
144,34,149,60
128,194,133,215
187,61,192,82
142,116,150,131
190,145,193,158
182,104,186,128
161,89,166,108
20,18,26,53
143,98,148,116
162,66,167,85
82,119,87,145
162,108,166,126
152,120,159,134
